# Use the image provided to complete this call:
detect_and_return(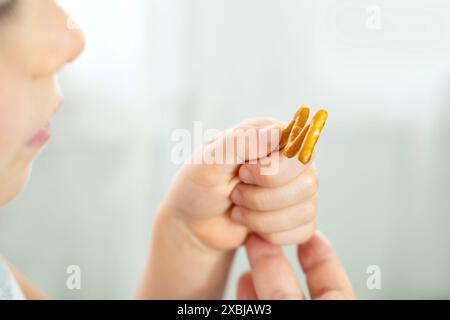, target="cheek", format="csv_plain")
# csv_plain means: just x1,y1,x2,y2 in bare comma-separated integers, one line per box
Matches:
0,76,34,206
0,84,31,207
0,74,31,169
